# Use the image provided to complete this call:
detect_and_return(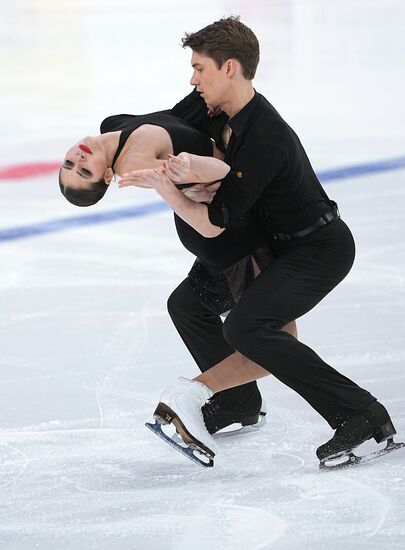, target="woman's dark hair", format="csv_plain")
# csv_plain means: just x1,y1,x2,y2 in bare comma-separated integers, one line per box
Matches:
59,169,109,207
182,15,260,80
